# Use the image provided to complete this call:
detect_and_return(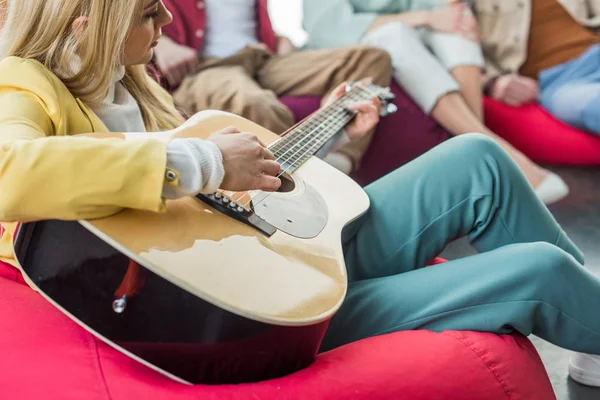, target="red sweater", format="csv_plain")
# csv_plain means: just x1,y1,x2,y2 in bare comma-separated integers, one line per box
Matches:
161,0,278,53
